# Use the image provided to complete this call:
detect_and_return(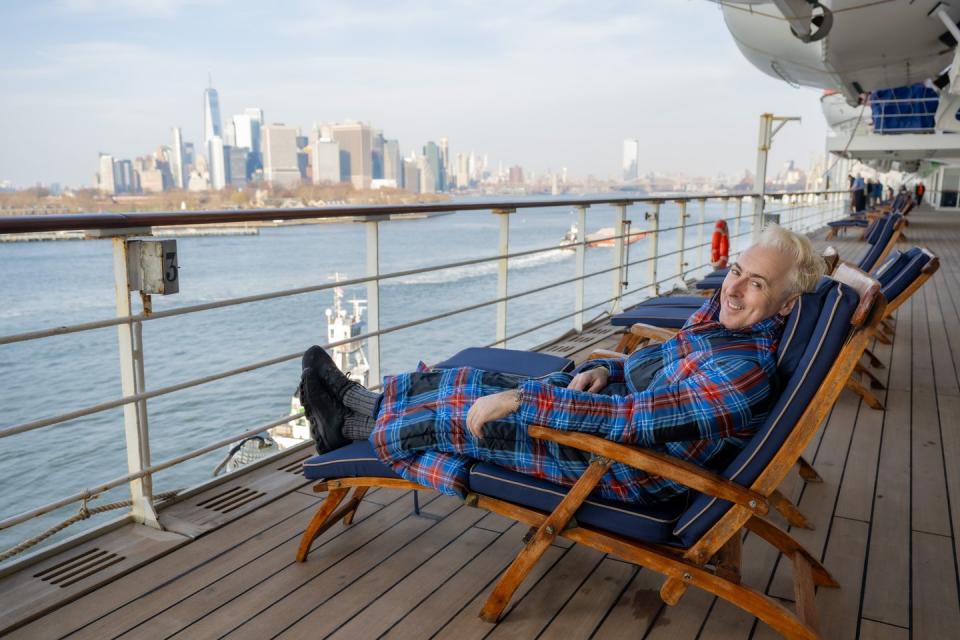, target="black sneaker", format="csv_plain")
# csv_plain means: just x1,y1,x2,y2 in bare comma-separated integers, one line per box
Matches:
302,345,358,400
299,367,349,454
